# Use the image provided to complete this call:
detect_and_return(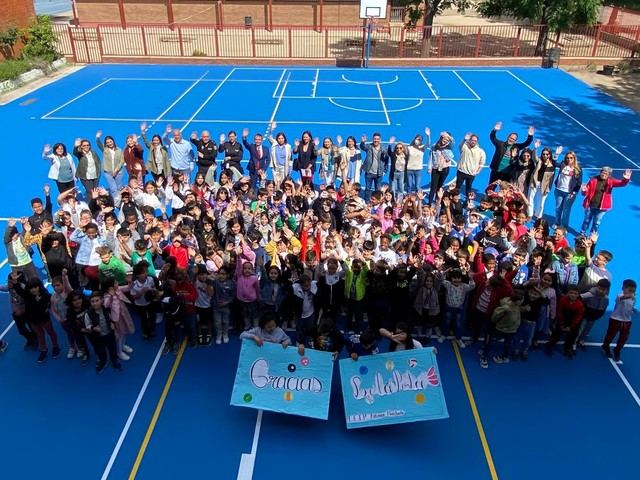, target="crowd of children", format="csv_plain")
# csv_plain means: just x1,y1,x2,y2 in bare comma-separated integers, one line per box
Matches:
0,122,636,371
